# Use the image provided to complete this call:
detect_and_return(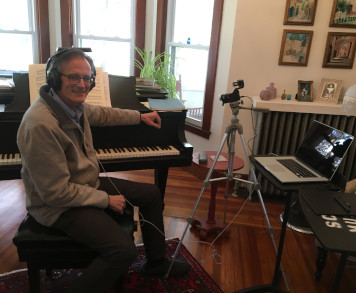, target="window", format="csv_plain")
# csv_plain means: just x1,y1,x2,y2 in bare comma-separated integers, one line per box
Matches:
66,0,222,137
0,0,38,71
165,0,223,137
73,0,135,76
166,0,214,126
